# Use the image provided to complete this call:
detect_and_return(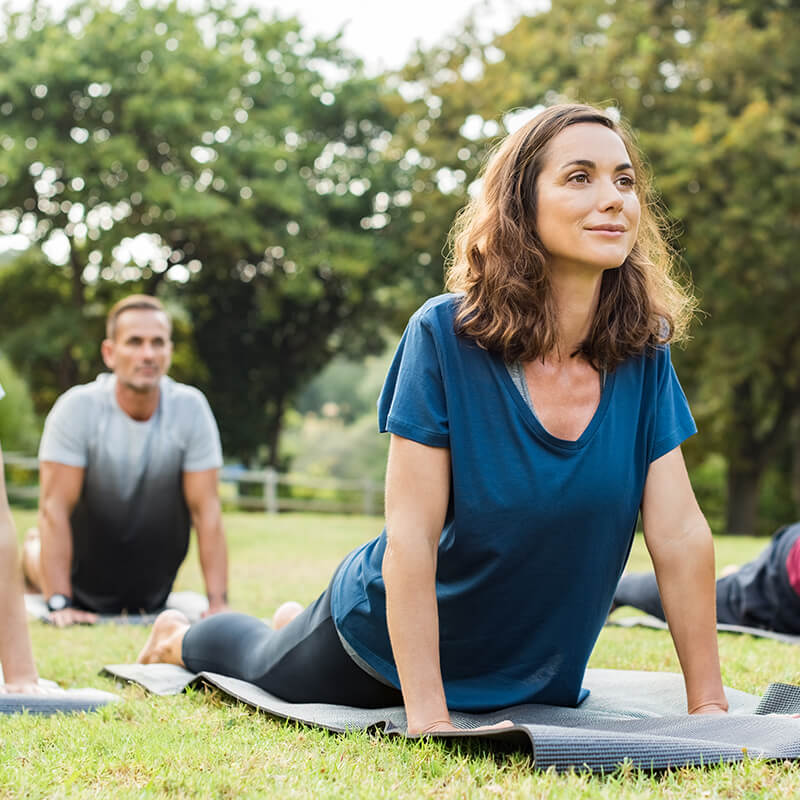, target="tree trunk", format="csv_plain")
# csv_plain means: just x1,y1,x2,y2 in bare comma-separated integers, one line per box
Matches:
792,413,800,518
725,462,762,535
265,398,284,468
